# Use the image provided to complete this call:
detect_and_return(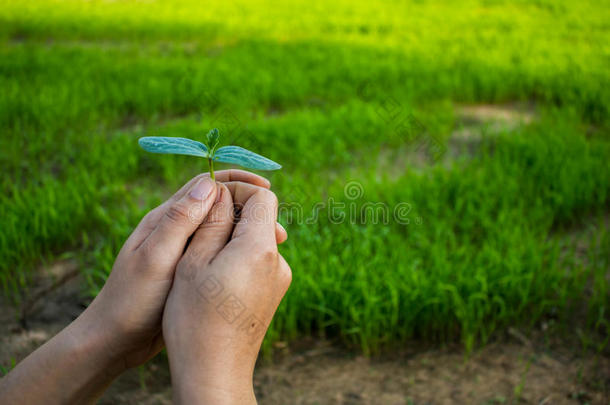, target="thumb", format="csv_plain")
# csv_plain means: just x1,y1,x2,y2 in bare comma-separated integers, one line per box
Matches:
138,177,218,269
